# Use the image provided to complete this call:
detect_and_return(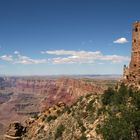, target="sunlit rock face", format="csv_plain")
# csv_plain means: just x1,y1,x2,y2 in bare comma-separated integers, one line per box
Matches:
0,77,106,139
5,94,102,140
4,122,26,140
15,78,104,110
